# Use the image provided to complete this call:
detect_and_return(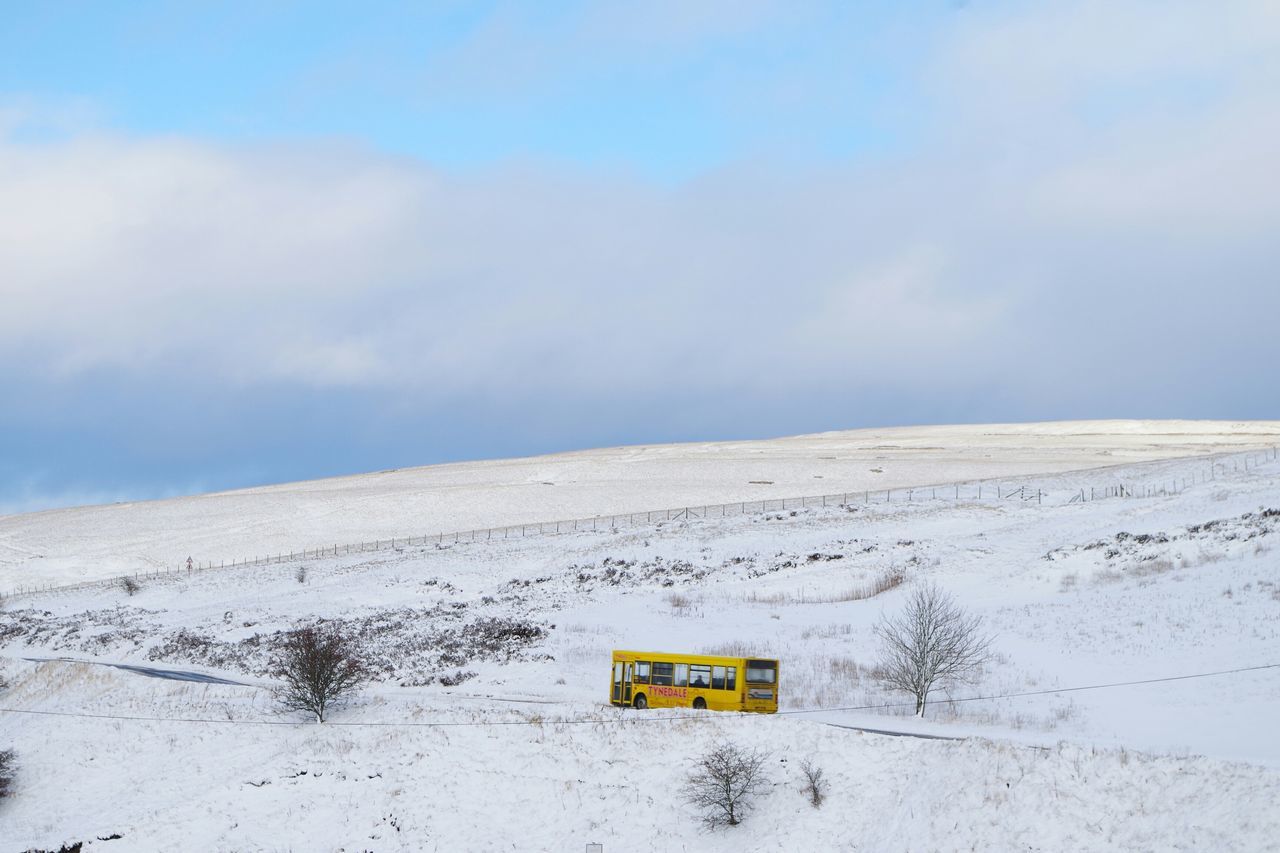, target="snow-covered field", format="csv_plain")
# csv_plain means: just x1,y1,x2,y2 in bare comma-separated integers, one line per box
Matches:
2,421,1280,850
4,419,1279,591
